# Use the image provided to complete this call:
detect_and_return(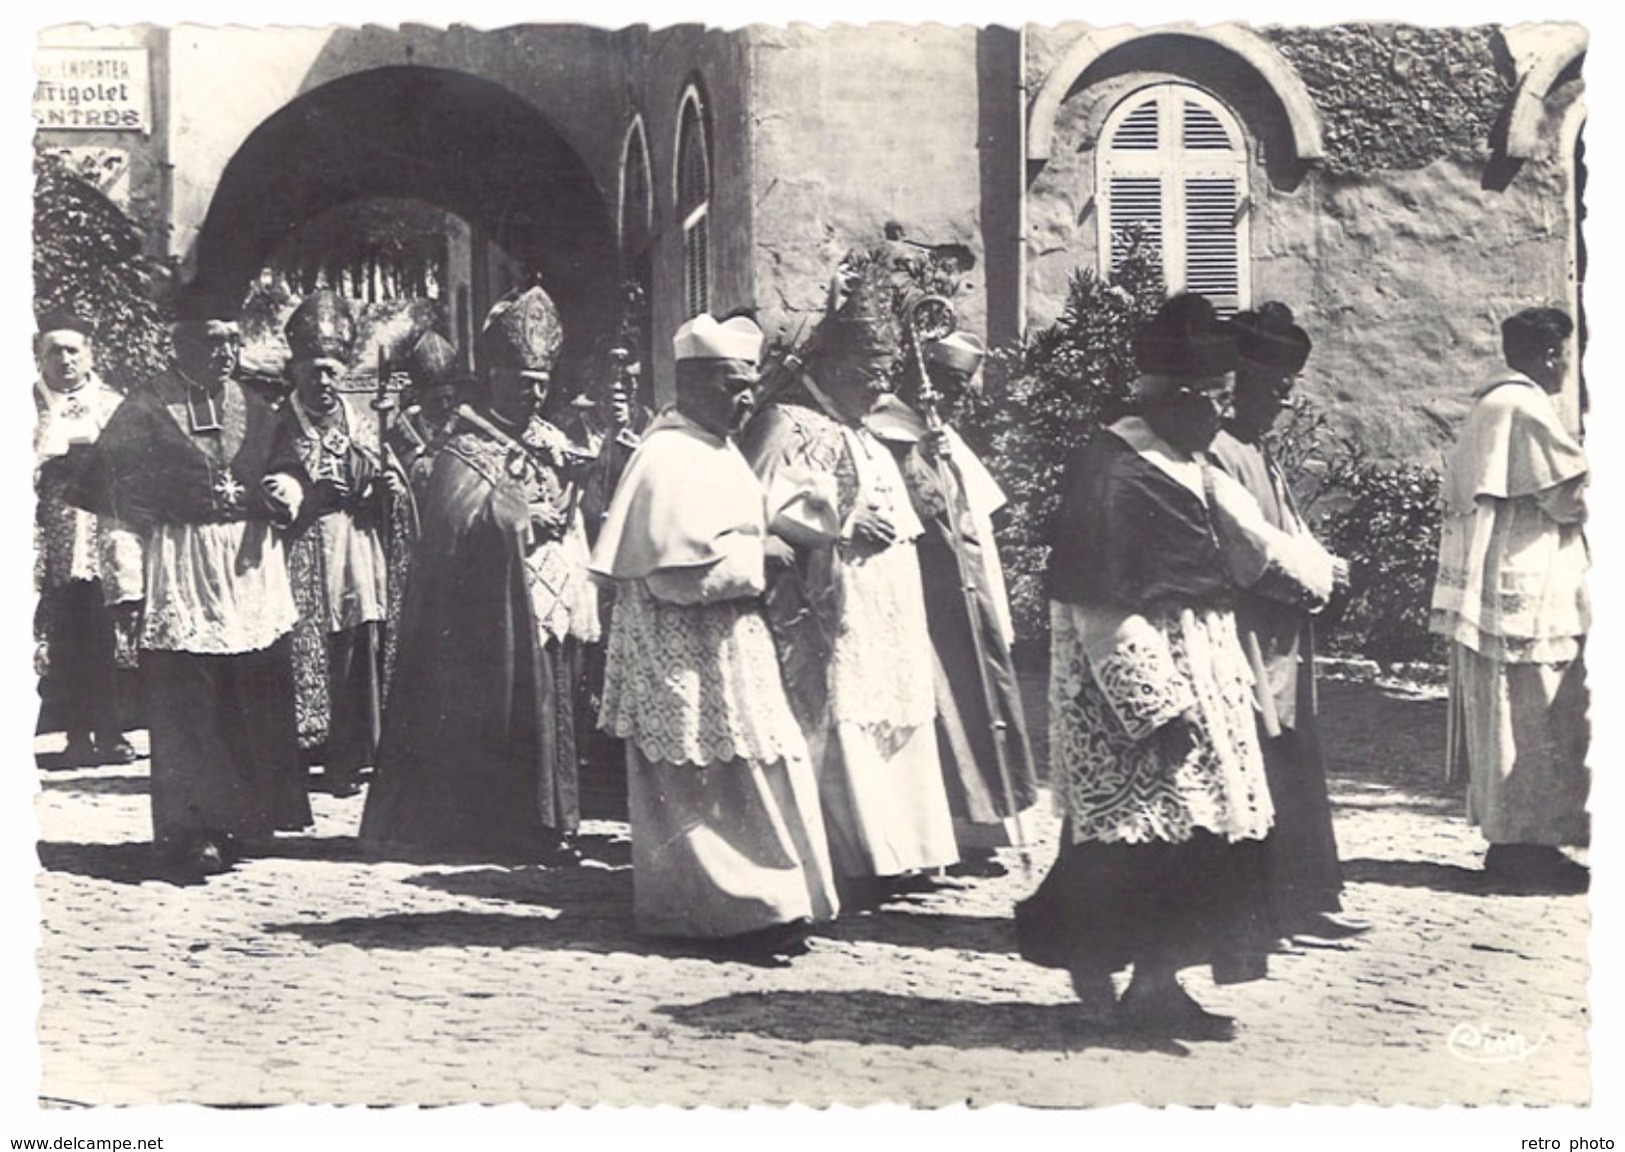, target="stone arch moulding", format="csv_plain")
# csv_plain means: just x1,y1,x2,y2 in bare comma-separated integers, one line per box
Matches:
1503,24,1588,160
618,113,653,249
1026,23,1324,165
674,81,710,207
192,65,618,341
